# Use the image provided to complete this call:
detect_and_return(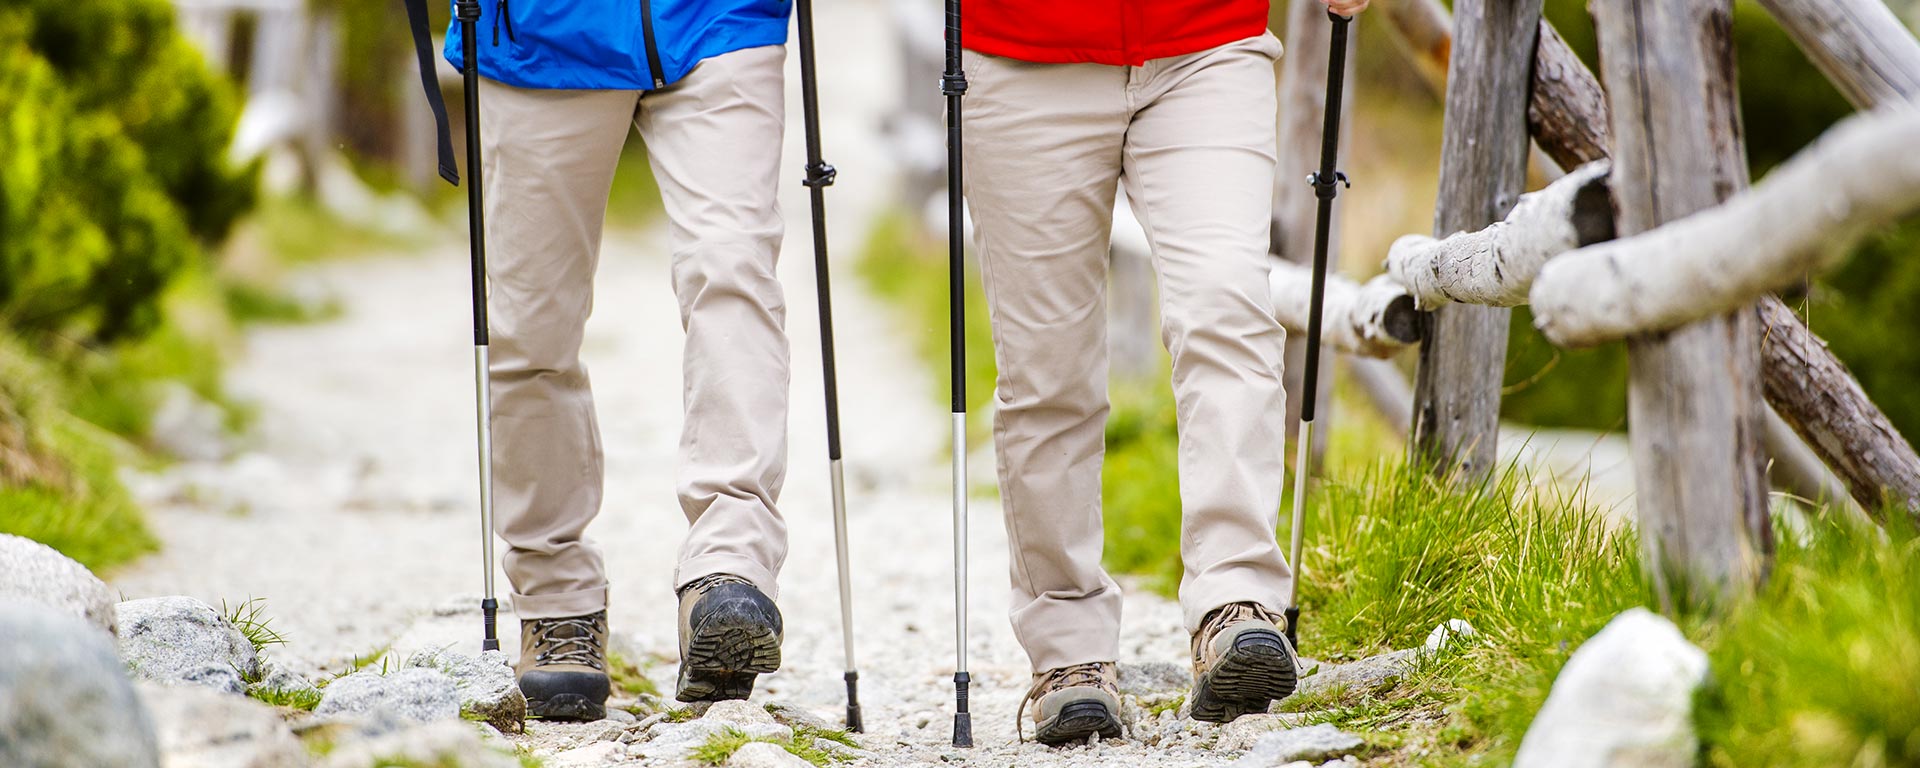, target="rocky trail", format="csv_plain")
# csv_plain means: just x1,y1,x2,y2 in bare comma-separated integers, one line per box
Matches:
0,2,1437,765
